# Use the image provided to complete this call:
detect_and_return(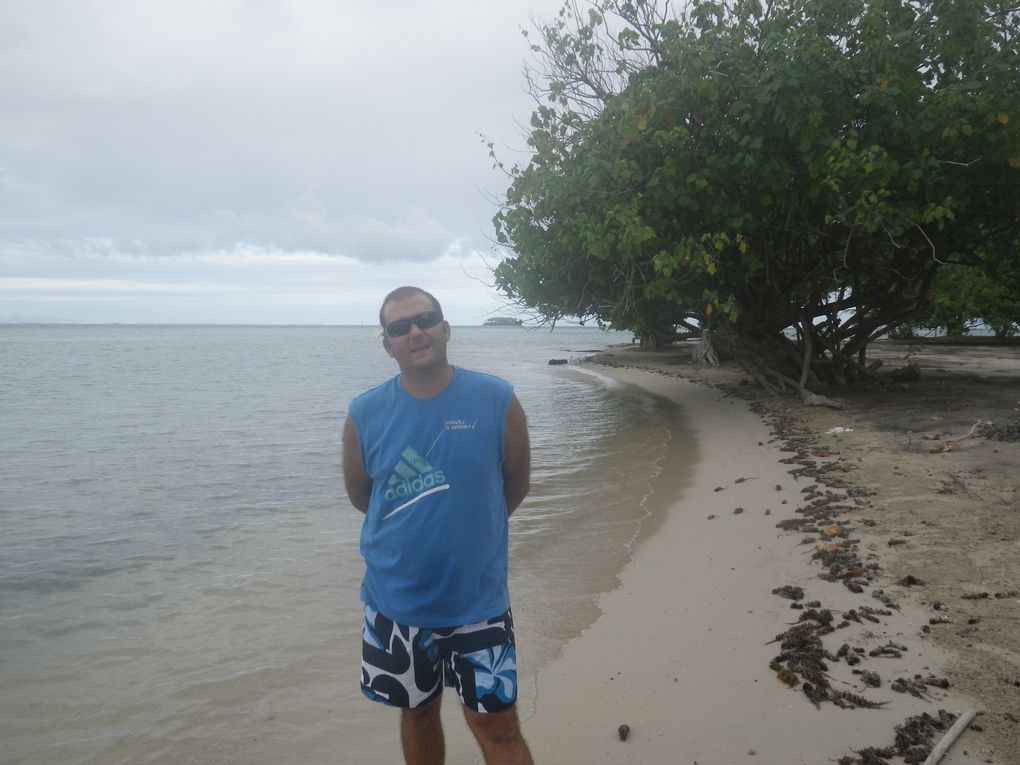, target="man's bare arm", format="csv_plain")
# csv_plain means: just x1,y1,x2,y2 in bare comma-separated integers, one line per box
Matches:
502,395,531,515
342,416,372,513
